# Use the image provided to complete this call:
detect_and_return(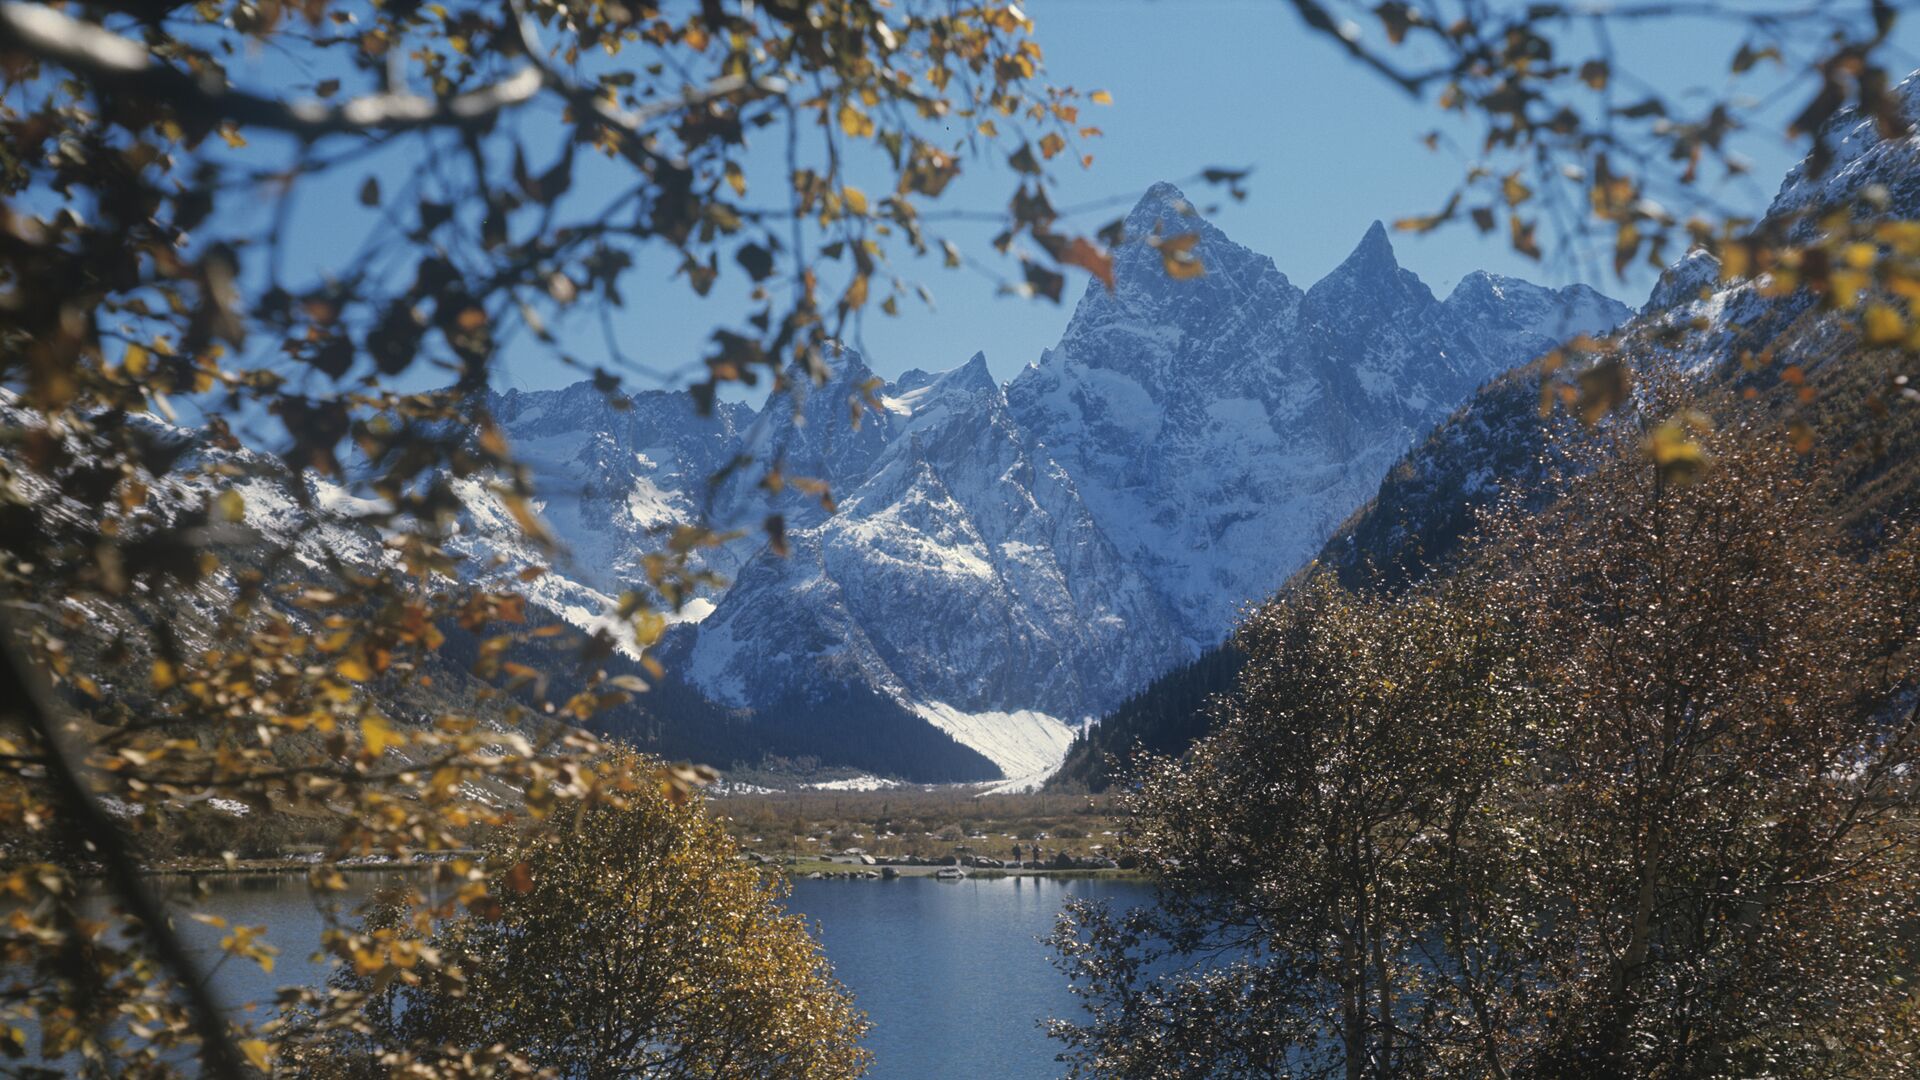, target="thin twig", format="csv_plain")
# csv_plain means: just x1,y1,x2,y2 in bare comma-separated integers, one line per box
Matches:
0,615,249,1080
